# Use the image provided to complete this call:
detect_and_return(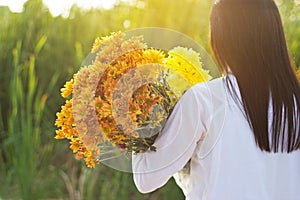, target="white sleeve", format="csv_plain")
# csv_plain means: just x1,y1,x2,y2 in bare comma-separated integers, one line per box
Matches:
132,84,211,193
